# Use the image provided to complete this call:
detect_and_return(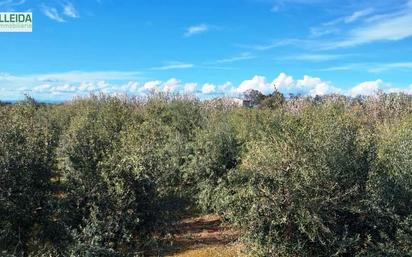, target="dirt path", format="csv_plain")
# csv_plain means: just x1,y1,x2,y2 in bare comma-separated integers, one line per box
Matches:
159,214,242,257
